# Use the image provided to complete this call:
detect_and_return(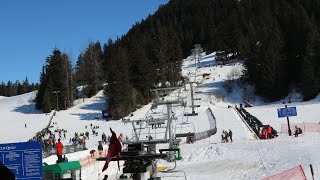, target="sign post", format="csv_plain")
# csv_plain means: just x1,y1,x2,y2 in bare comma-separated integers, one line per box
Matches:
277,105,297,136
286,105,292,136
0,141,42,179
